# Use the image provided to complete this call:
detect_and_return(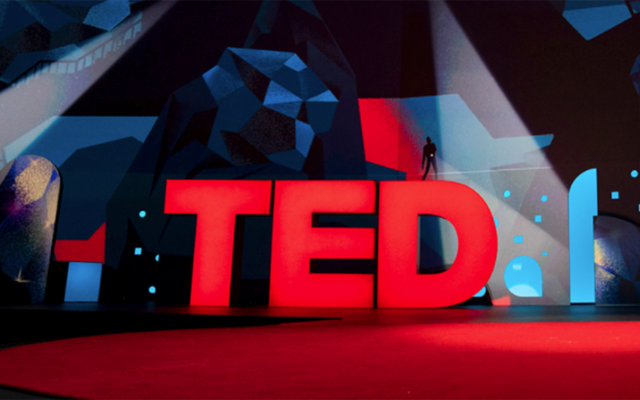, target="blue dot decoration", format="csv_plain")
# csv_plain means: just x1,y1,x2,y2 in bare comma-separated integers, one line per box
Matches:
513,235,524,244
473,287,487,298
503,190,511,198
534,215,542,223
155,254,160,262
612,191,619,200
541,195,548,202
494,217,499,228
632,170,639,178
149,286,156,294
542,252,549,256
134,247,142,255
139,210,146,218
504,256,543,297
